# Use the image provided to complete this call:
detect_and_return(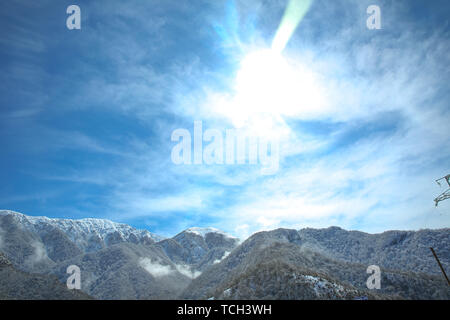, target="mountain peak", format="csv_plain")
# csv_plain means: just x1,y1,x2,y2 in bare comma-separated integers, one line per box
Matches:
0,210,165,248
184,227,237,239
